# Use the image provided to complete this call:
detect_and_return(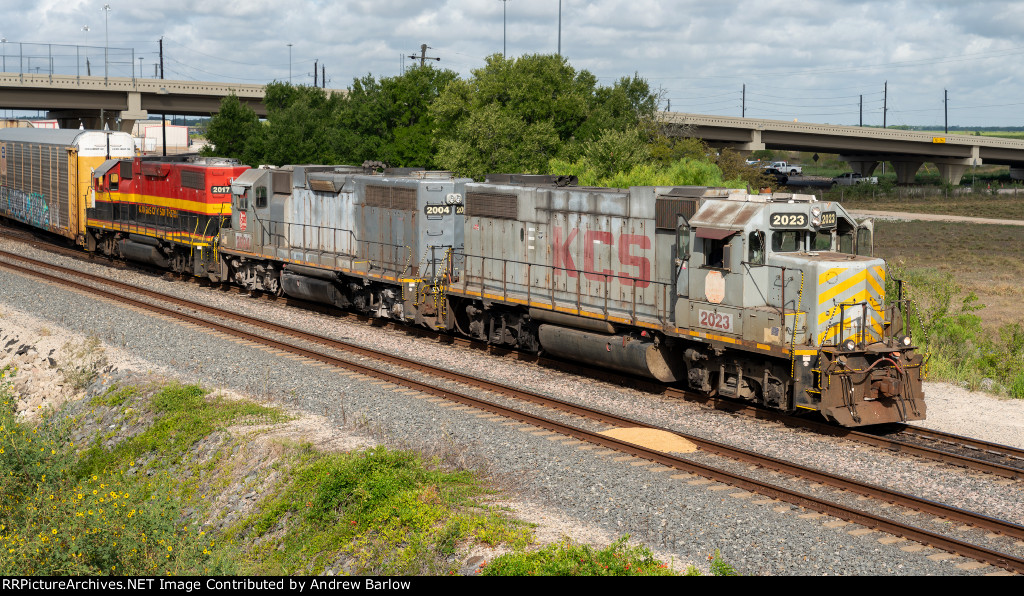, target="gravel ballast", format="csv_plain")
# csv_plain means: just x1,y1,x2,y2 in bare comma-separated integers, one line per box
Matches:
1,241,1022,576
